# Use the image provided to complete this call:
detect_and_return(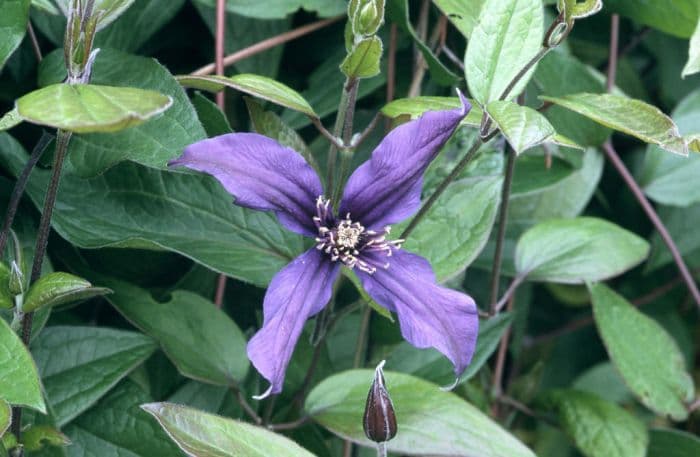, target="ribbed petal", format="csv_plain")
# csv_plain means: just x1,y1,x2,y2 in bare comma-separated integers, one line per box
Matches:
169,133,322,236
247,248,339,398
357,249,478,379
339,92,471,229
